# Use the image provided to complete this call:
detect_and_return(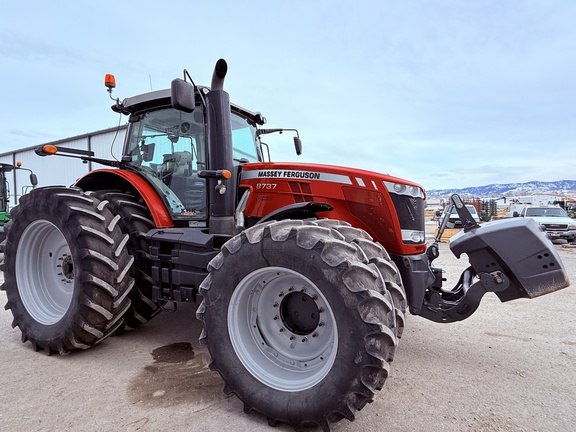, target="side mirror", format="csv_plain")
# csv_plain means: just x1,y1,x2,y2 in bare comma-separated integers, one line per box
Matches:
513,211,519,217
30,173,38,186
171,78,196,113
294,136,302,156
